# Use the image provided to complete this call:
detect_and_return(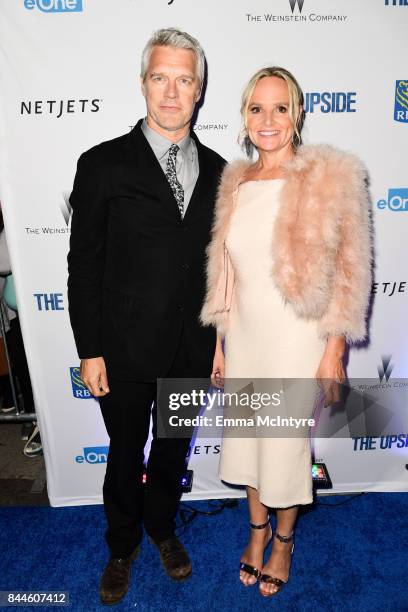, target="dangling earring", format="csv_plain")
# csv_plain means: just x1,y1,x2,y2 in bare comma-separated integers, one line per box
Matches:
244,135,253,158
